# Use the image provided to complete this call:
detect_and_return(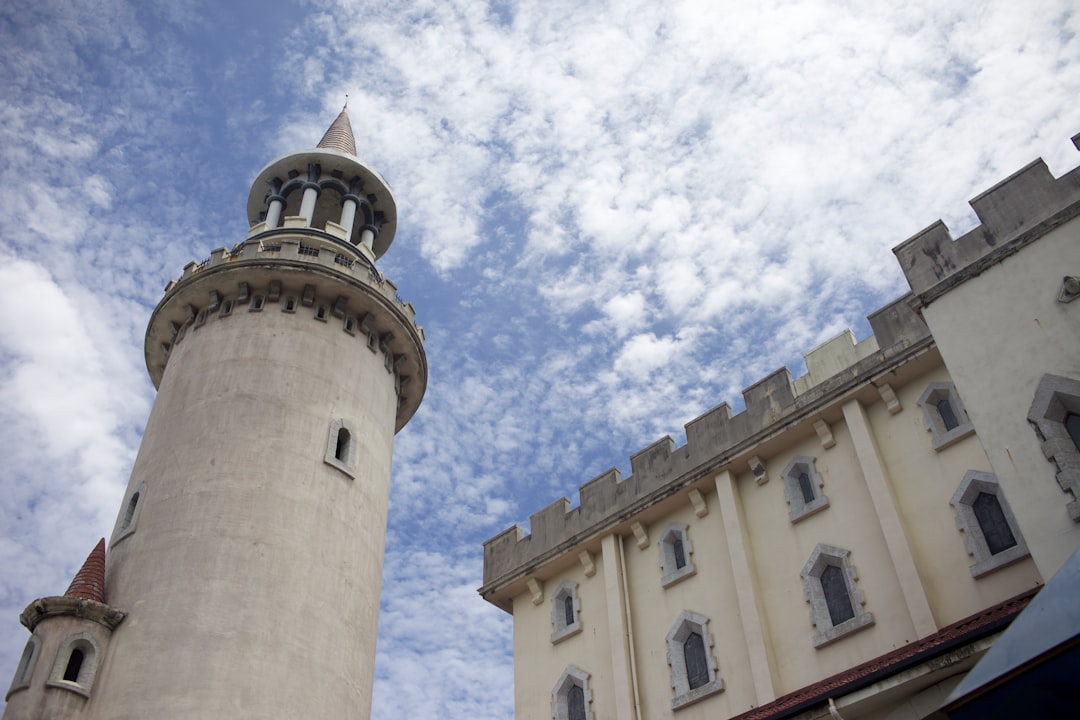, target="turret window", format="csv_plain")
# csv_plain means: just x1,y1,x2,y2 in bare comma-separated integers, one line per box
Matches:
5,635,41,699
47,634,100,697
552,666,593,720
659,523,695,588
801,544,874,648
1028,374,1080,521
550,581,581,643
782,456,829,523
665,611,724,709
